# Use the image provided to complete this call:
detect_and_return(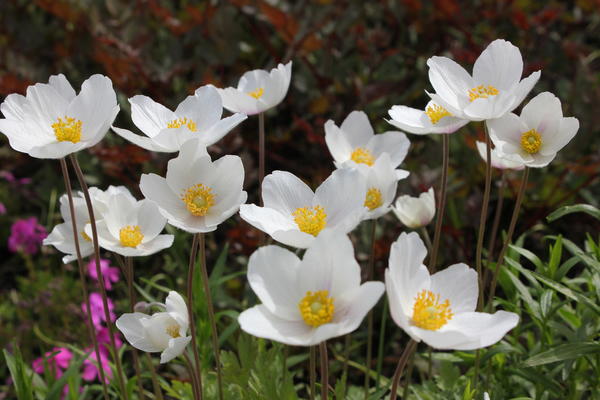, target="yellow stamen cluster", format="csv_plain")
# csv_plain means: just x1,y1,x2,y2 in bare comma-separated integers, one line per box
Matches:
350,147,375,166
52,116,82,143
292,205,327,236
181,184,215,216
167,117,198,132
298,290,334,327
520,129,542,154
119,225,144,248
412,289,453,331
81,231,92,242
166,324,181,338
468,85,499,102
247,87,265,99
364,187,383,210
425,104,452,124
